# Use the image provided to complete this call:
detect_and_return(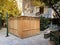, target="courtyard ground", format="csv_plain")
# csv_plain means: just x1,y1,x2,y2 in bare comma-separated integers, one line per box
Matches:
0,28,55,45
